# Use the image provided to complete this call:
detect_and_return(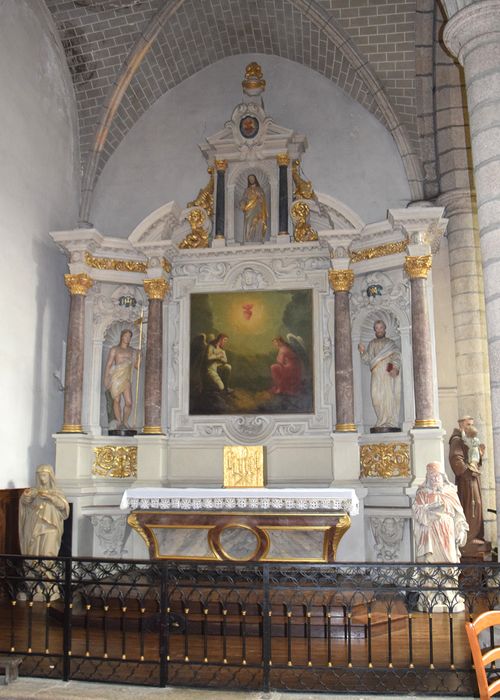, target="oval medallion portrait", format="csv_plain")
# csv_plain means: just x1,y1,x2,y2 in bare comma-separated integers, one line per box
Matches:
239,115,259,139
